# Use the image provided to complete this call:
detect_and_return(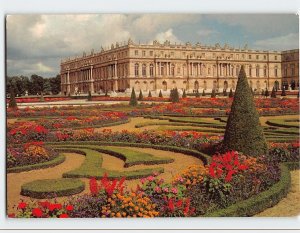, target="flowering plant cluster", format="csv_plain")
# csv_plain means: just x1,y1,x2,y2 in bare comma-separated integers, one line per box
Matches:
10,200,74,218
6,97,71,104
7,142,56,168
268,141,300,163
